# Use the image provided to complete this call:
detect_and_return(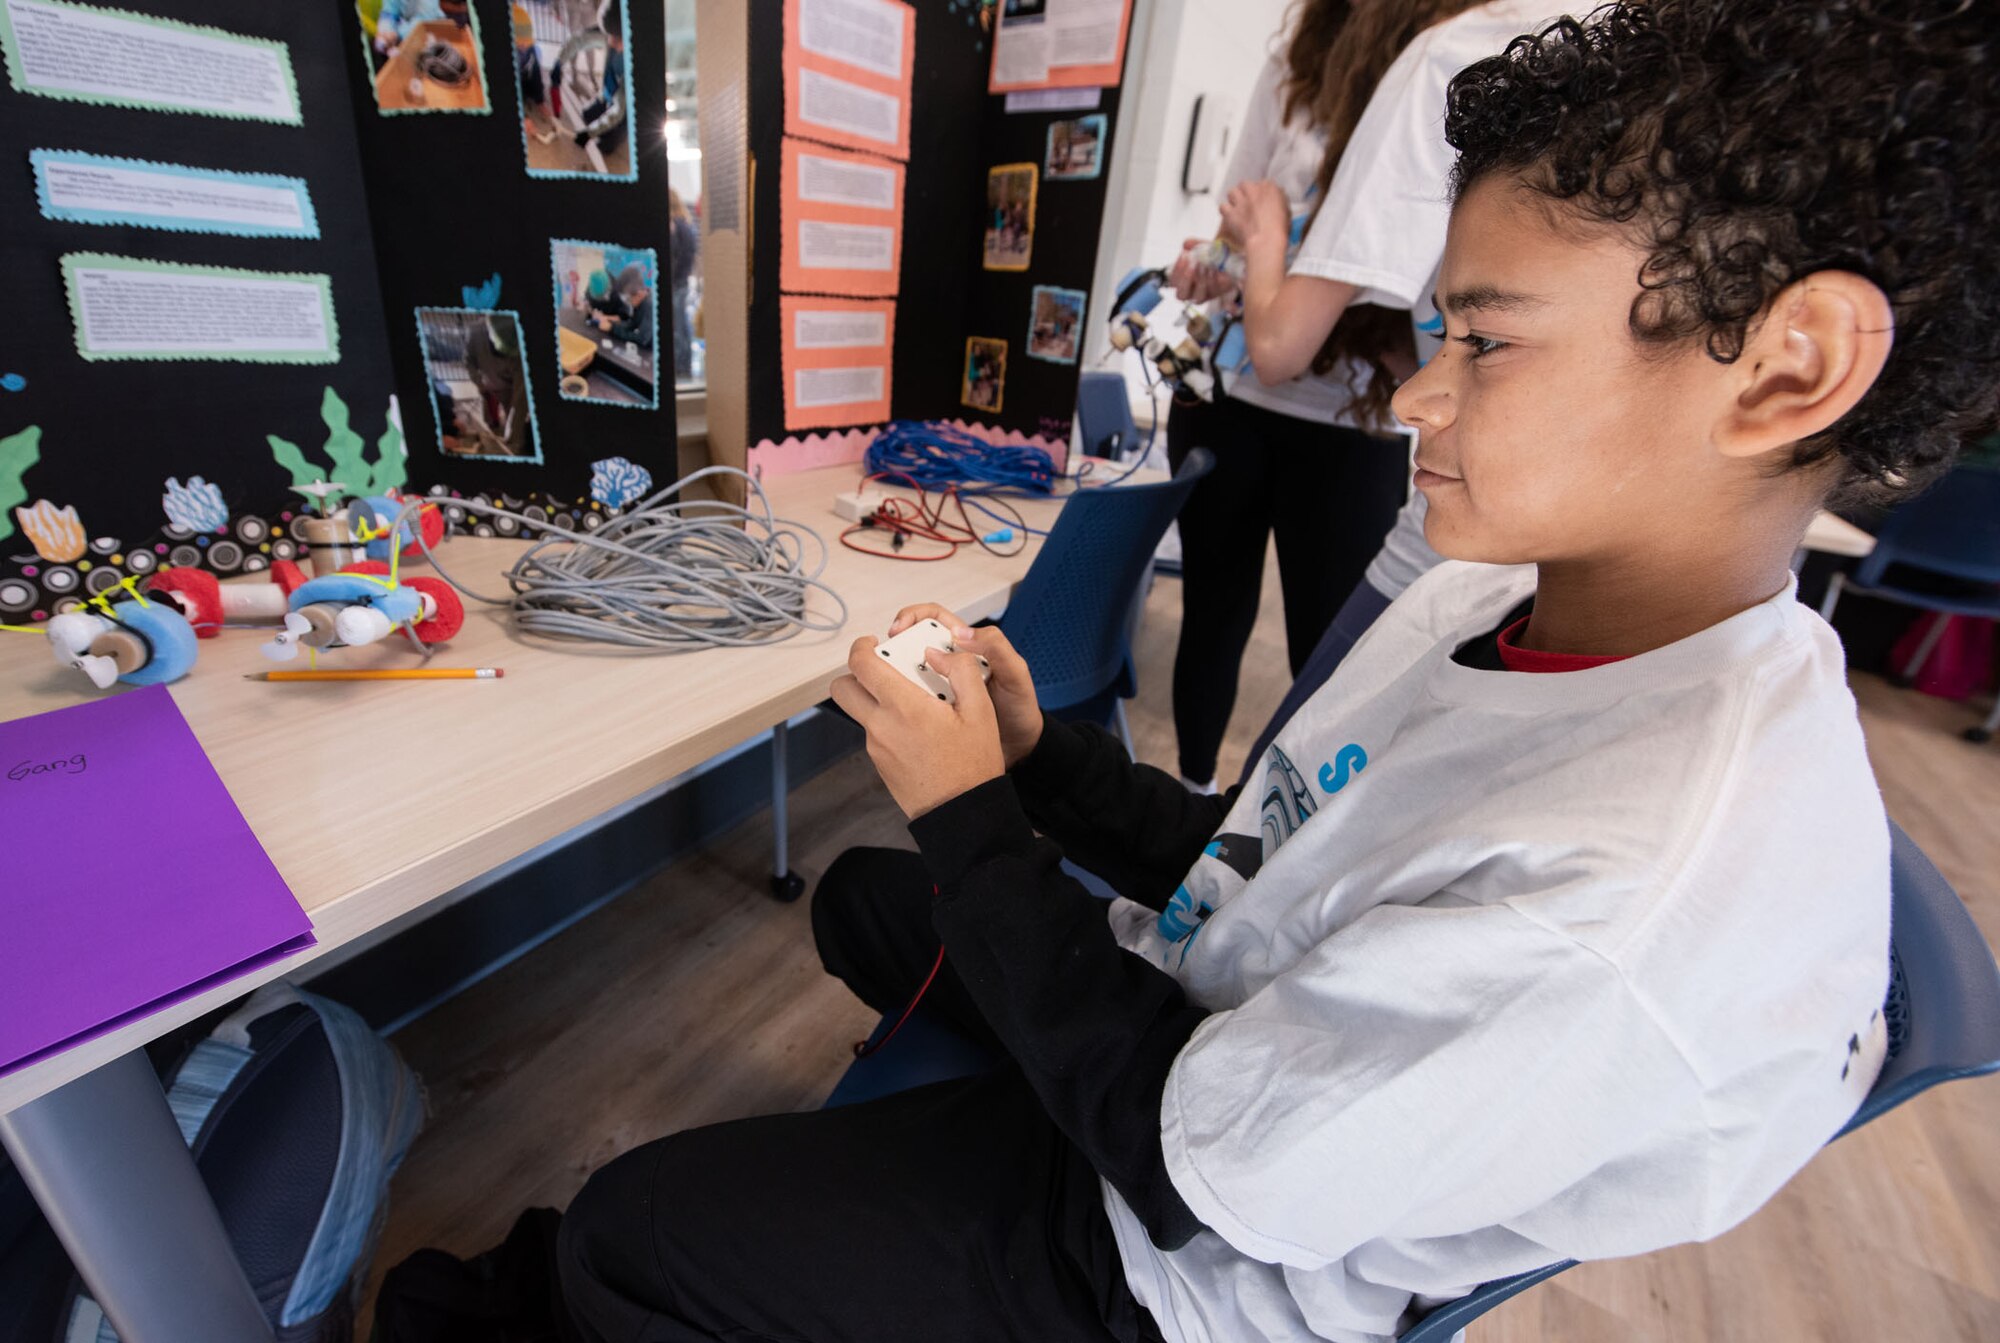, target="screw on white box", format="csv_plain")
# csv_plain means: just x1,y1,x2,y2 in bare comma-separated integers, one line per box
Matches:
874,618,992,706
